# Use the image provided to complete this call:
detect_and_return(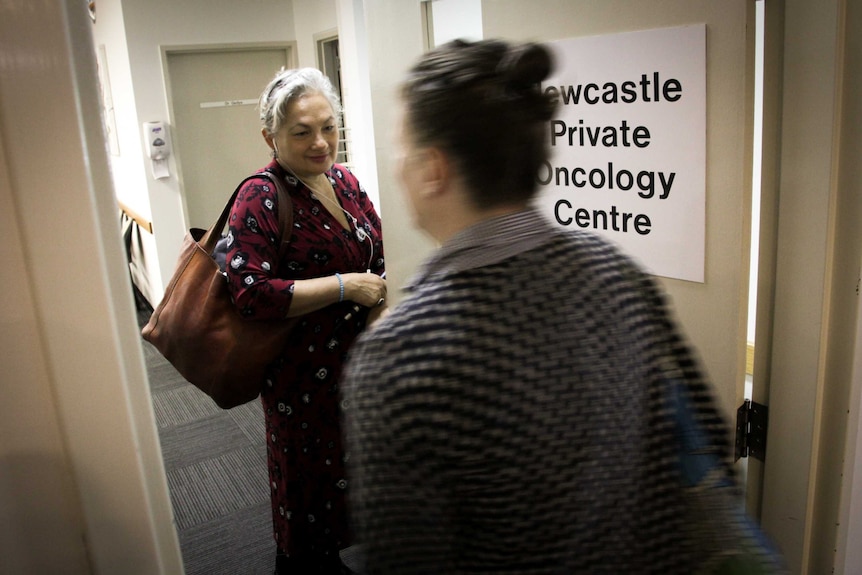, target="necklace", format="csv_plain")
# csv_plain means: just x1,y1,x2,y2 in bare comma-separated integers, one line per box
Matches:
313,183,354,227
283,167,351,227
312,186,369,243
282,166,374,270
